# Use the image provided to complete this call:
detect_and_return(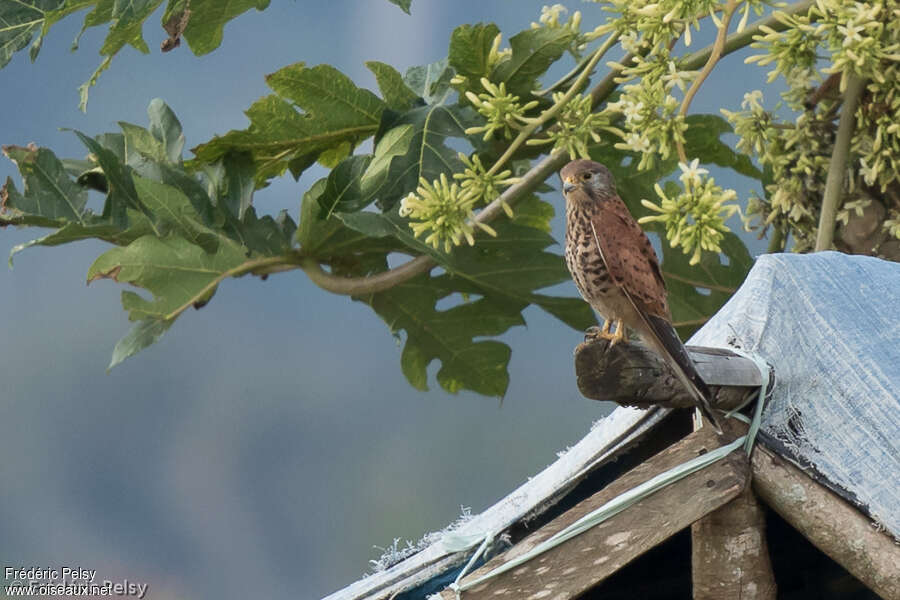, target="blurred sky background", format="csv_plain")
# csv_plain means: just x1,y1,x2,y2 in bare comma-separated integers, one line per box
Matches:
0,2,771,598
